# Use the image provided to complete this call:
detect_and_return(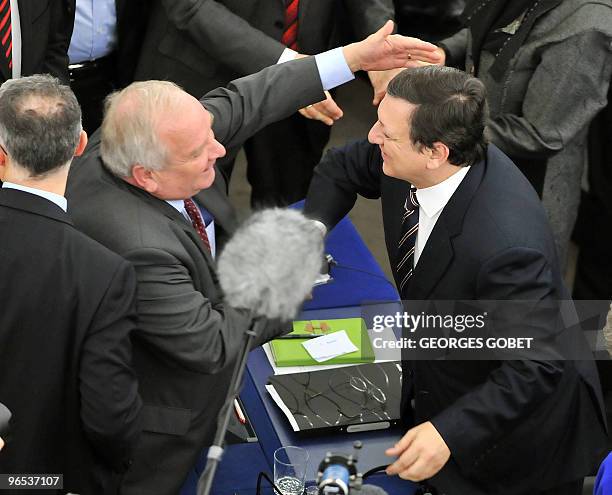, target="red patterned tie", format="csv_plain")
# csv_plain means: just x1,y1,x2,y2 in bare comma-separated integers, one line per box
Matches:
281,0,299,51
183,198,211,252
0,0,11,73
